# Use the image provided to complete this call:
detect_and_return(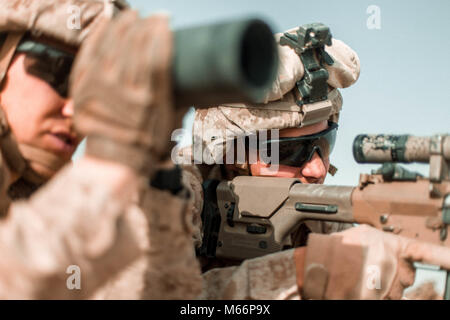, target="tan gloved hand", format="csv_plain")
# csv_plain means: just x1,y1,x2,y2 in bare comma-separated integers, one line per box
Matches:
300,225,450,300
70,10,175,176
